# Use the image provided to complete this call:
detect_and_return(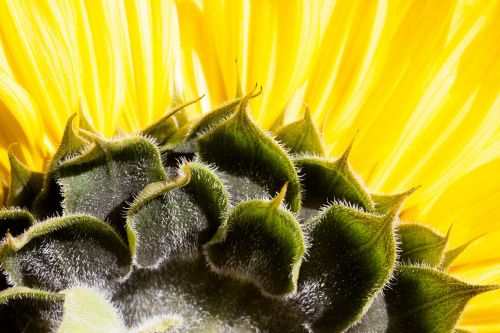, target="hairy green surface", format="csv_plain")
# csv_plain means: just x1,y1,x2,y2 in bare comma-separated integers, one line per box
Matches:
275,108,325,156
294,155,374,219
385,266,497,333
0,91,495,333
197,92,302,212
397,224,449,266
206,187,305,296
297,204,396,332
